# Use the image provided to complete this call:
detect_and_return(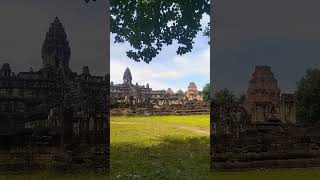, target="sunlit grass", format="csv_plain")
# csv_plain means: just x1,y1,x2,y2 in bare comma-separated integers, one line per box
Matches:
111,114,209,127
111,115,320,180
111,115,210,180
